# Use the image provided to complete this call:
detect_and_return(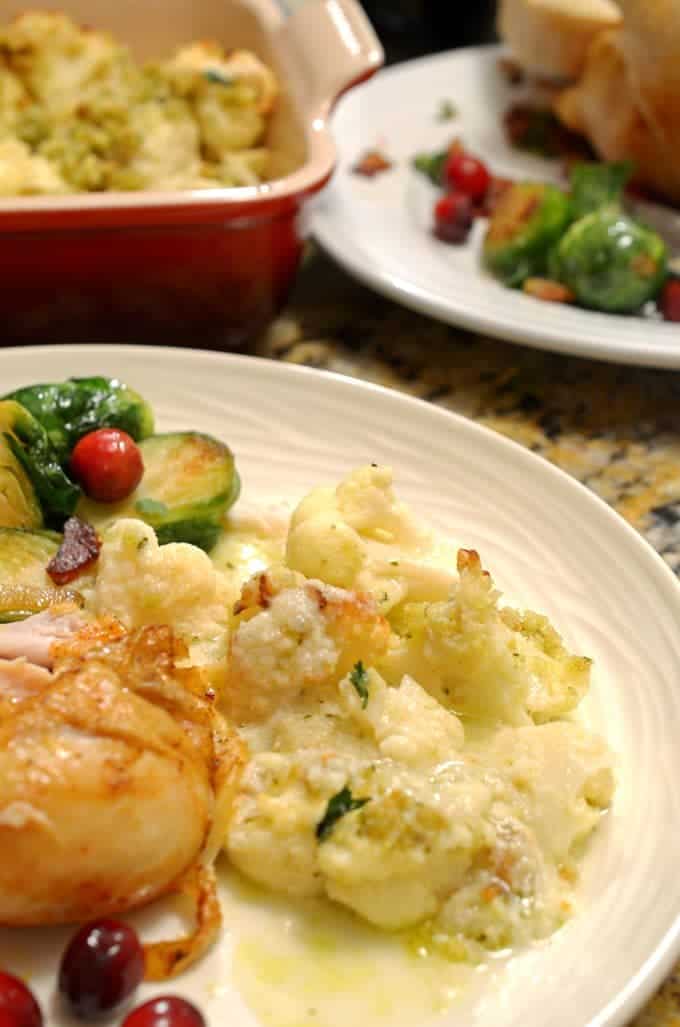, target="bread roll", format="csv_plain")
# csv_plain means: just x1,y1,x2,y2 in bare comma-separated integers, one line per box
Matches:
555,5,680,205
497,0,621,81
